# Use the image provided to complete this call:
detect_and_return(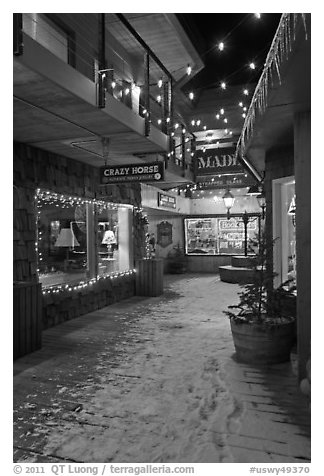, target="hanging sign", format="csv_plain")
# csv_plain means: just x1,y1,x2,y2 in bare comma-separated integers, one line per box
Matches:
196,174,254,189
158,192,176,209
194,148,245,176
100,161,164,184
